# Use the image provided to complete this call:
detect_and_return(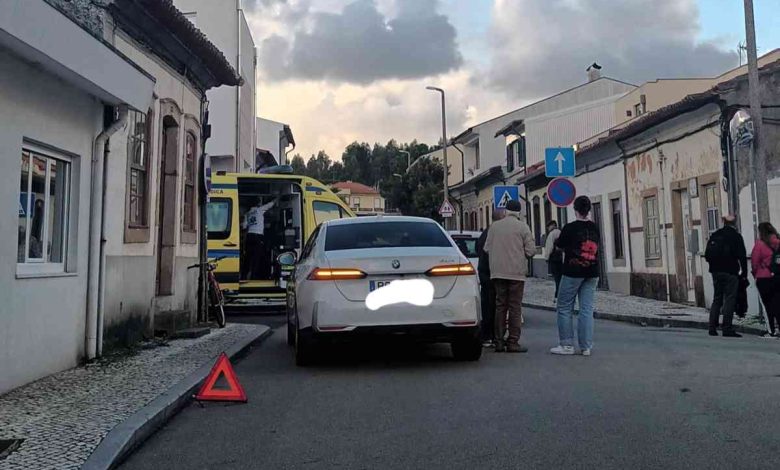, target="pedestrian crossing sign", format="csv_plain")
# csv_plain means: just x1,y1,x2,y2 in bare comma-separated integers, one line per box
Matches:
493,186,520,209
